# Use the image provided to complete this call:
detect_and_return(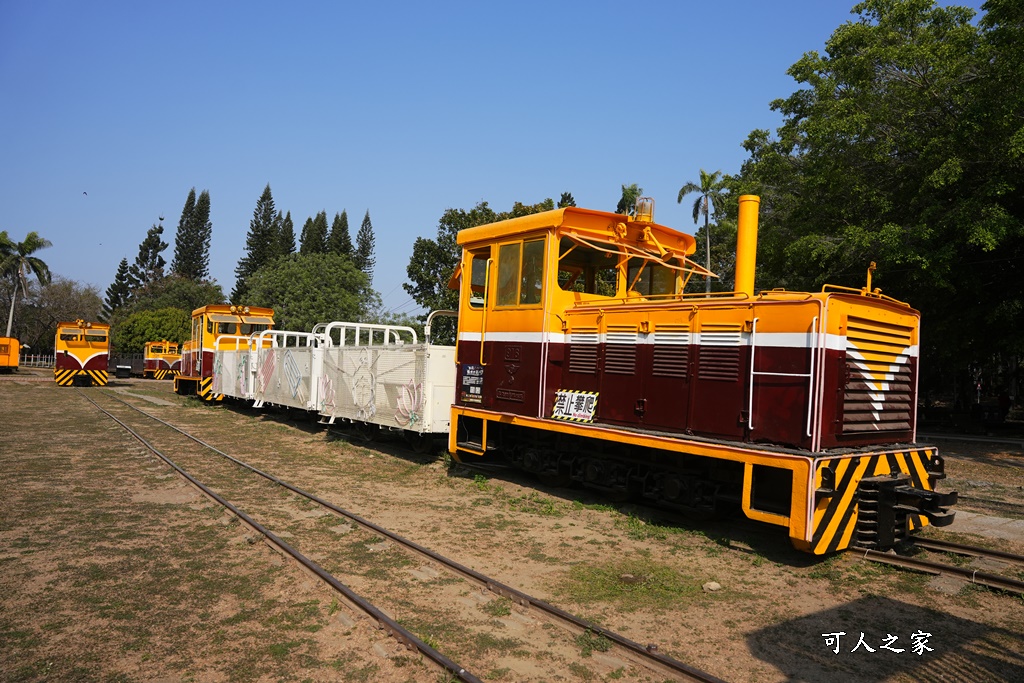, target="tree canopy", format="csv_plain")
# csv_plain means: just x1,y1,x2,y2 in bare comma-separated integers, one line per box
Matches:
245,252,377,332
112,307,190,353
734,0,1023,394
2,230,52,337
170,188,213,281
